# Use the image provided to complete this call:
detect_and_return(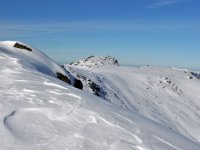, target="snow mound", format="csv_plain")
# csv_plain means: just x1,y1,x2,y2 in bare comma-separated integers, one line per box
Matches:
69,56,119,68
0,41,82,88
